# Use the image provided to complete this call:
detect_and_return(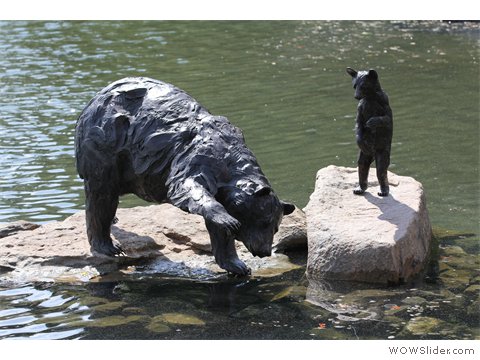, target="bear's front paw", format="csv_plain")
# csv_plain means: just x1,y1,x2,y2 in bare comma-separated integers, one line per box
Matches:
366,118,379,130
221,257,251,276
